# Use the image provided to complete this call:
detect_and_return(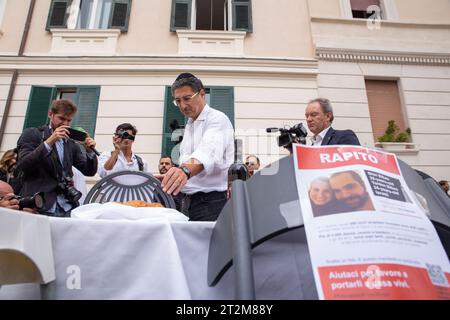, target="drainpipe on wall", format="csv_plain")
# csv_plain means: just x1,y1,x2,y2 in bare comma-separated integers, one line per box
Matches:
0,0,36,149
